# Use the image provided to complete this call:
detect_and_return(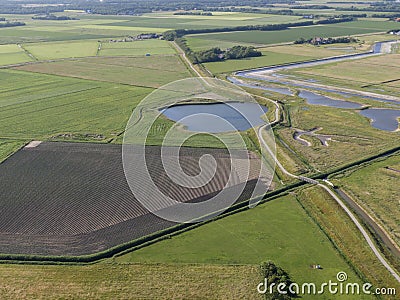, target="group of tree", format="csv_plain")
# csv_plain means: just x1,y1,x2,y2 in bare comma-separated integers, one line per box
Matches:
0,0,398,16
314,16,355,24
0,0,295,15
371,13,400,18
174,11,212,16
163,17,355,42
195,45,262,63
163,21,315,41
32,14,78,21
336,3,400,13
174,37,261,64
0,18,25,28
259,261,297,299
294,36,358,45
